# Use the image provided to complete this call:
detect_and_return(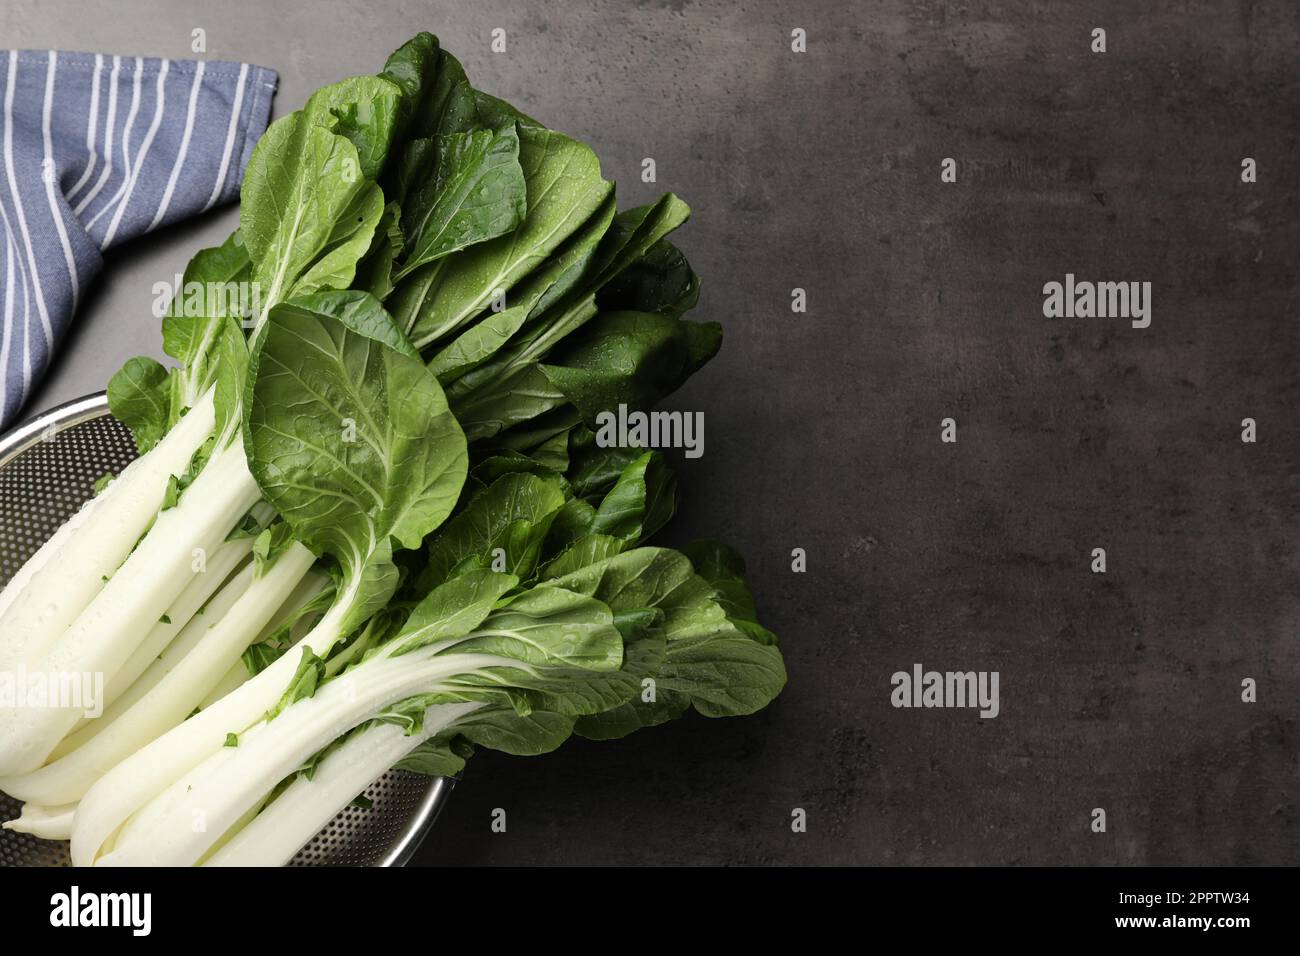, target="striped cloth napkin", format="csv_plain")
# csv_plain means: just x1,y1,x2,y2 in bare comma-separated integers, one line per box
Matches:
0,50,277,428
